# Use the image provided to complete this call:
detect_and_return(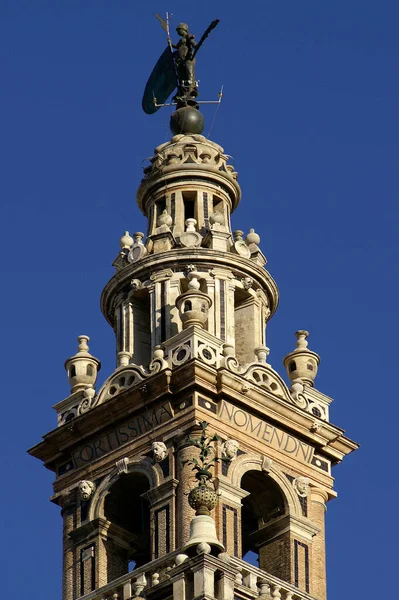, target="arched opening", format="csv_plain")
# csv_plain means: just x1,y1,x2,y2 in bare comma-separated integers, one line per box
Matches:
241,470,287,567
103,473,151,581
